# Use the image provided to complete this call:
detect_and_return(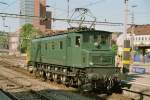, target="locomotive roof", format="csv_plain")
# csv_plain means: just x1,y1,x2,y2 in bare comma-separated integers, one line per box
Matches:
34,29,112,40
